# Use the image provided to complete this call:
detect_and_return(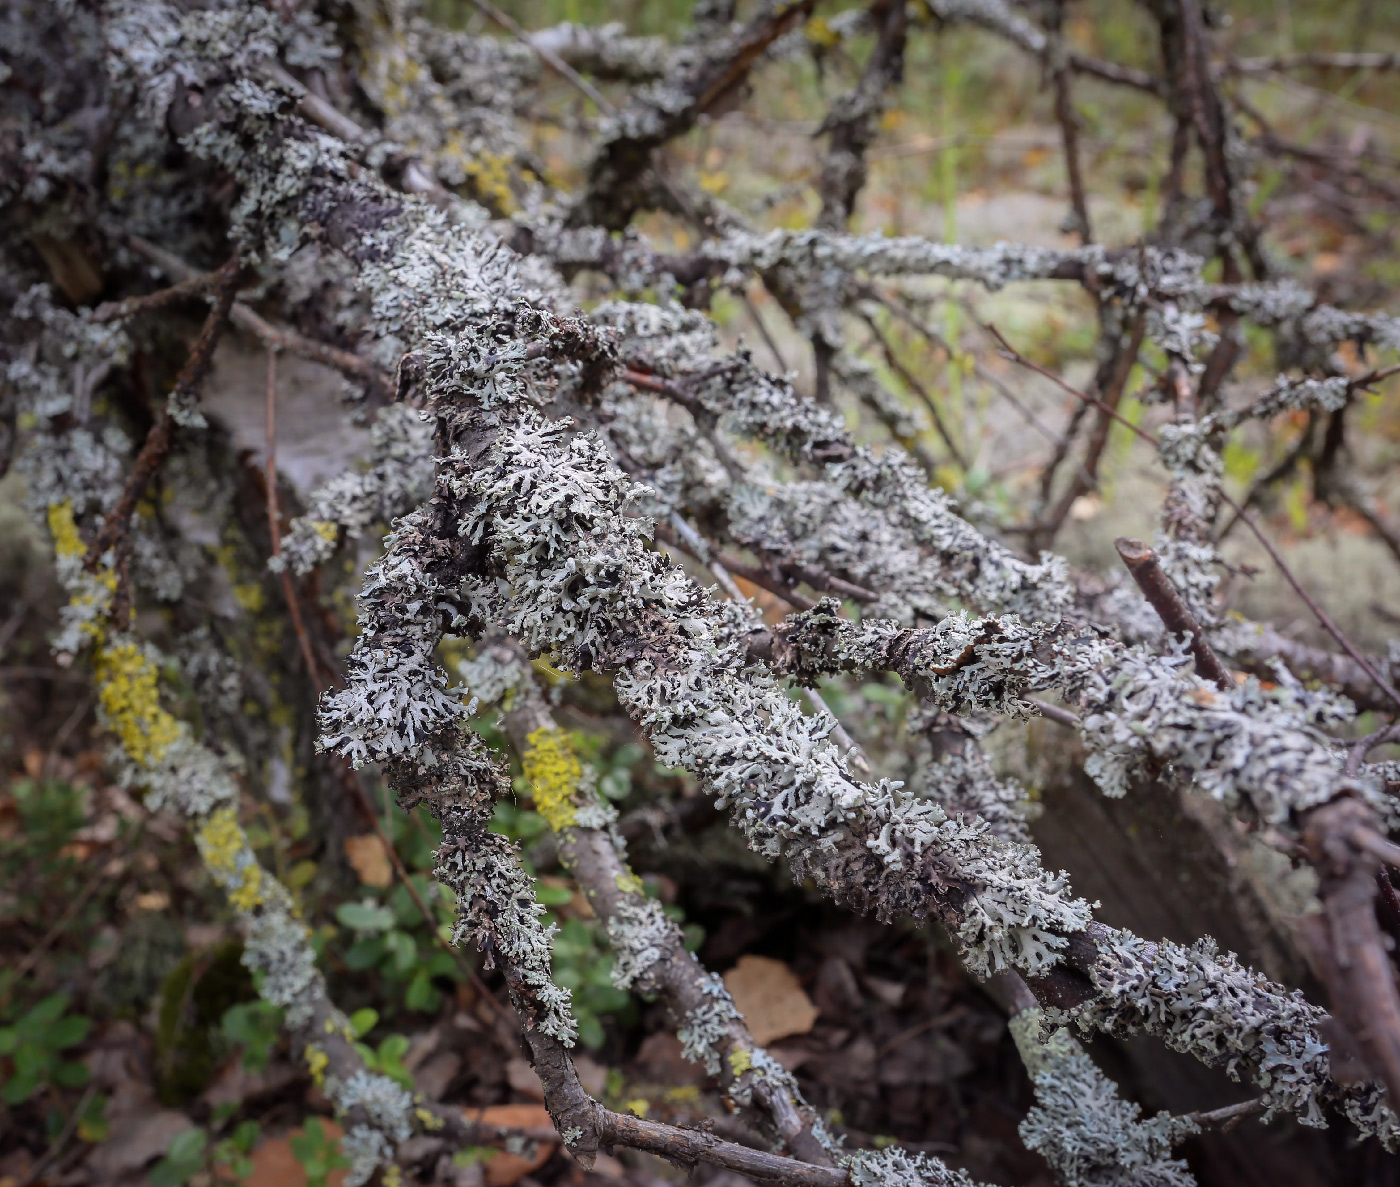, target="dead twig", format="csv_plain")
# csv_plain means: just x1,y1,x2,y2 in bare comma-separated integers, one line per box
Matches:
120,232,393,402
265,349,328,689
1185,1096,1266,1131
1345,722,1400,777
89,272,215,323
1302,798,1400,1110
84,255,241,589
991,322,1400,713
1229,52,1400,76
1114,536,1235,690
